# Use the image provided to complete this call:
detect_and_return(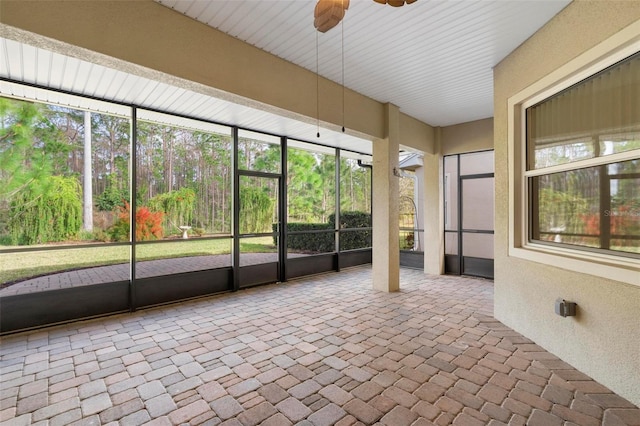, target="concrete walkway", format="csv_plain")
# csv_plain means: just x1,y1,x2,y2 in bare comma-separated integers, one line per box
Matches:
0,267,637,425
